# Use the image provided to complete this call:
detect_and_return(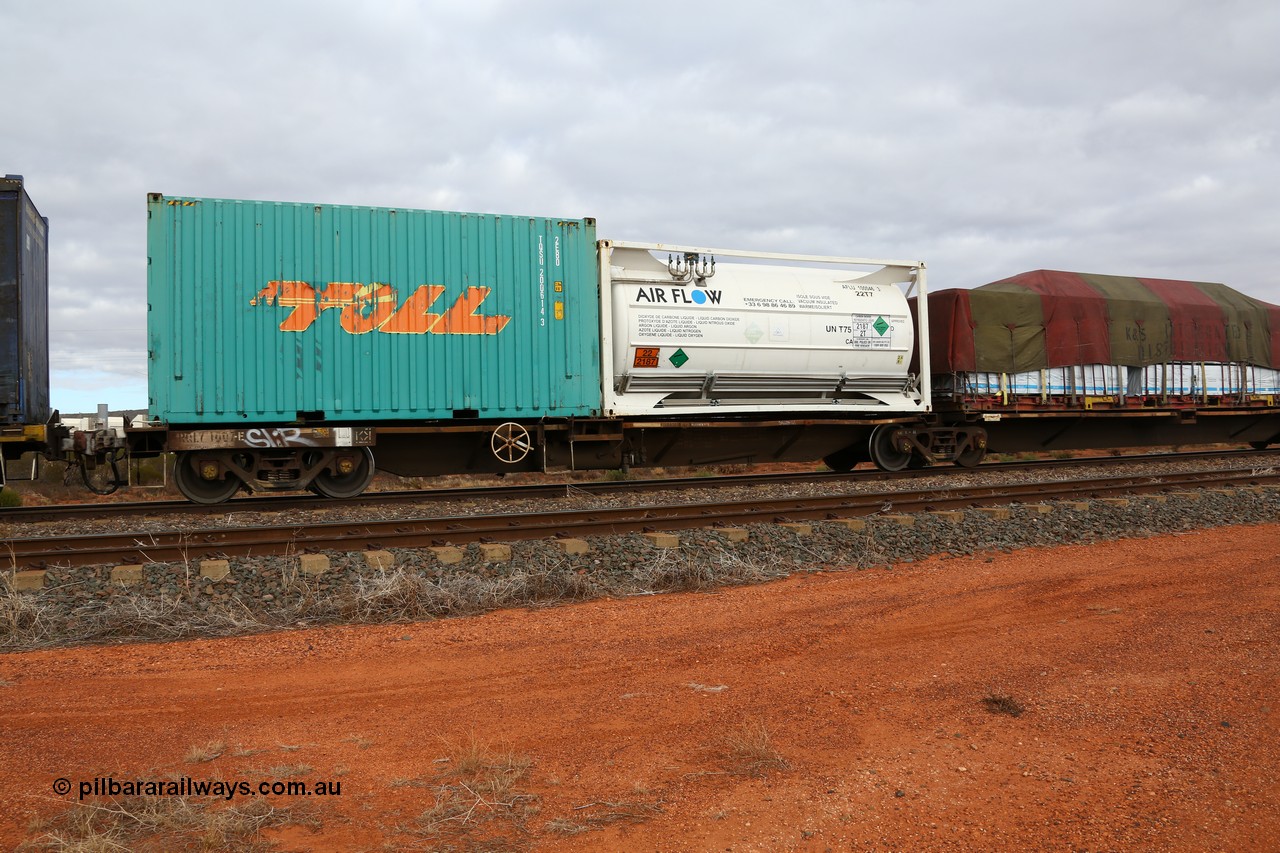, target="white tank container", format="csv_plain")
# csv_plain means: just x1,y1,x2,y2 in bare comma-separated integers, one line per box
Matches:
602,245,922,415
